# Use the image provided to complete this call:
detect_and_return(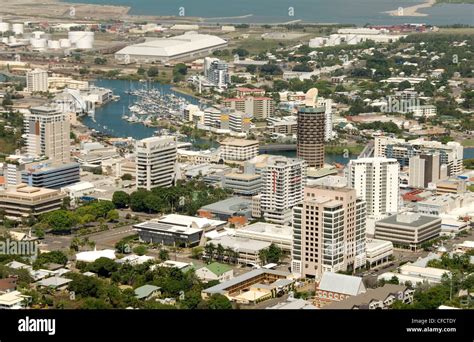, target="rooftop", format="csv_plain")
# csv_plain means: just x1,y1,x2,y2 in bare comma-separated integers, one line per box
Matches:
200,262,233,276
207,235,271,253
134,284,161,299
203,268,291,294
317,272,366,296
200,197,252,215
220,138,259,147
116,33,227,58
376,213,441,228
